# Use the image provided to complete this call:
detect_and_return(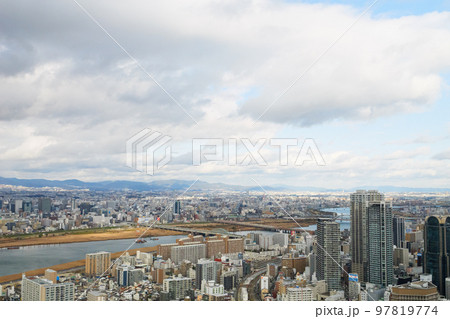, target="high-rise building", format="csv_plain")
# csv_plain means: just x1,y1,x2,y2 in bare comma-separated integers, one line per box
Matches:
221,270,239,291
174,200,181,215
38,198,51,213
393,248,409,267
21,275,74,301
44,269,57,284
195,259,221,288
348,274,360,301
22,200,32,213
423,216,450,295
367,200,393,286
171,243,206,264
163,275,192,300
206,240,226,258
393,216,405,248
446,277,450,300
273,233,289,248
85,251,111,276
15,200,23,214
117,265,142,287
350,190,393,285
316,219,341,290
350,190,384,282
